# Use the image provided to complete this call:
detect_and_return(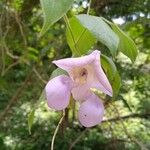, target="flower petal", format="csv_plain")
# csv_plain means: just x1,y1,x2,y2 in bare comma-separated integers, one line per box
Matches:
78,94,104,127
52,50,97,71
53,50,112,97
93,51,113,96
45,75,72,110
71,82,92,102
